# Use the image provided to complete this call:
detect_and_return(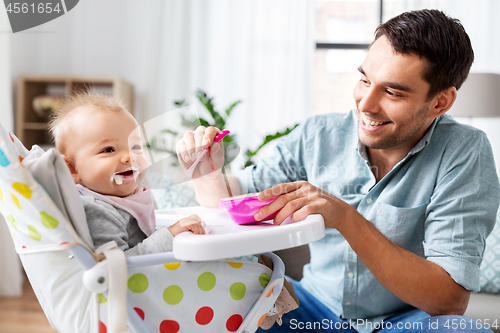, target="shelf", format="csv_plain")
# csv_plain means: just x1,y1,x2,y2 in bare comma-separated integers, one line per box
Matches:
16,75,134,148
23,122,49,130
